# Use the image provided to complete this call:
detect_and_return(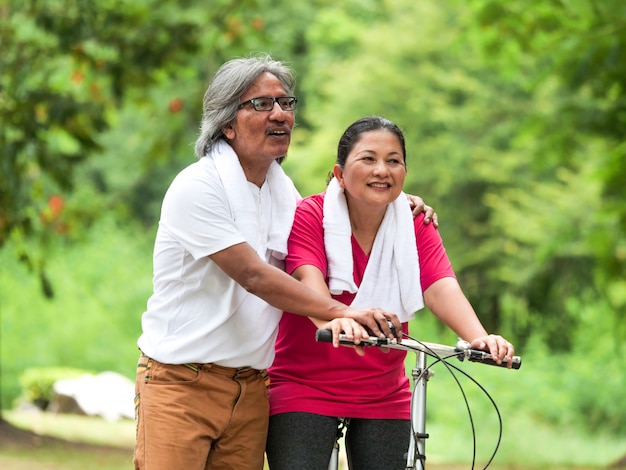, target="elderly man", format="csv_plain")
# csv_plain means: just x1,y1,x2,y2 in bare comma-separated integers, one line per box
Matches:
134,54,434,470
